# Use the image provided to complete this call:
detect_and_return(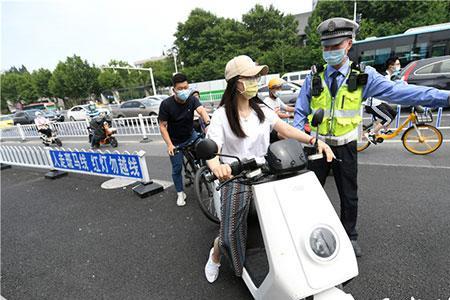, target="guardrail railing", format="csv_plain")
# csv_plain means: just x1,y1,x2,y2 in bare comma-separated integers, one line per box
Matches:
0,106,446,142
0,114,160,141
0,145,163,197
0,145,52,169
